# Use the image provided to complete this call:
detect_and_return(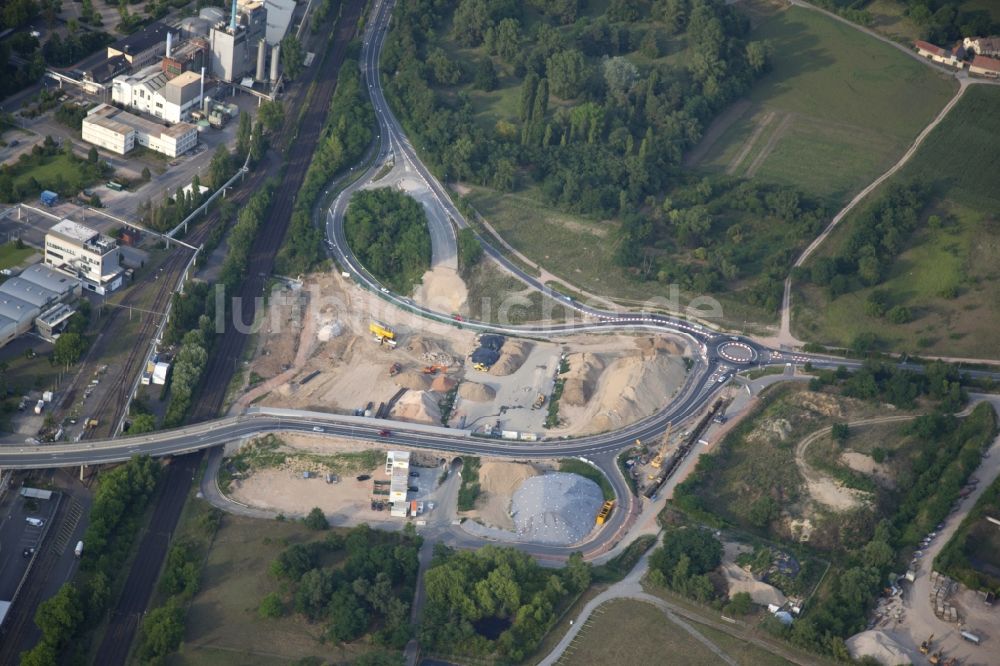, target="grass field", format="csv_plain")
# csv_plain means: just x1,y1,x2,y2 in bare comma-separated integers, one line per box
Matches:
793,85,1000,358
464,258,571,324
559,599,722,665
168,514,383,666
0,242,35,270
694,2,956,203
